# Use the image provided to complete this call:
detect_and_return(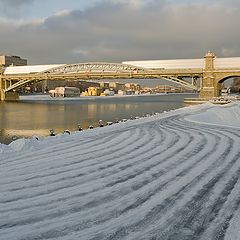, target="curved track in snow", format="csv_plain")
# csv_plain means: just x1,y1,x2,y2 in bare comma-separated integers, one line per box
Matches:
1,103,240,240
